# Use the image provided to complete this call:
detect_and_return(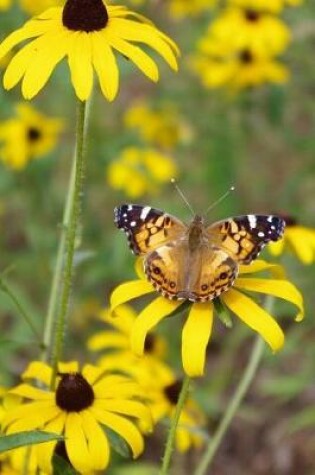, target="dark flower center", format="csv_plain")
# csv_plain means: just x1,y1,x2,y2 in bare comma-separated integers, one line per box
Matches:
144,333,156,353
164,379,183,405
239,49,253,64
56,372,95,412
244,9,260,22
27,127,41,142
62,0,109,32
